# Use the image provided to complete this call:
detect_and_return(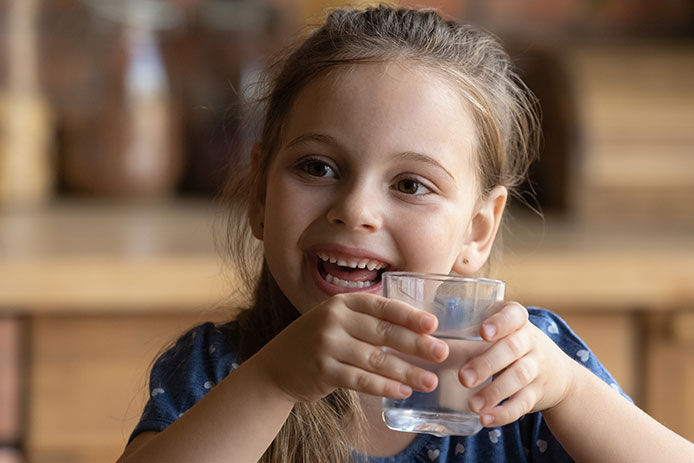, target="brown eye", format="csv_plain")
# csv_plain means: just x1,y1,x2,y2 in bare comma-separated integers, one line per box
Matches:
303,160,334,177
396,178,426,195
